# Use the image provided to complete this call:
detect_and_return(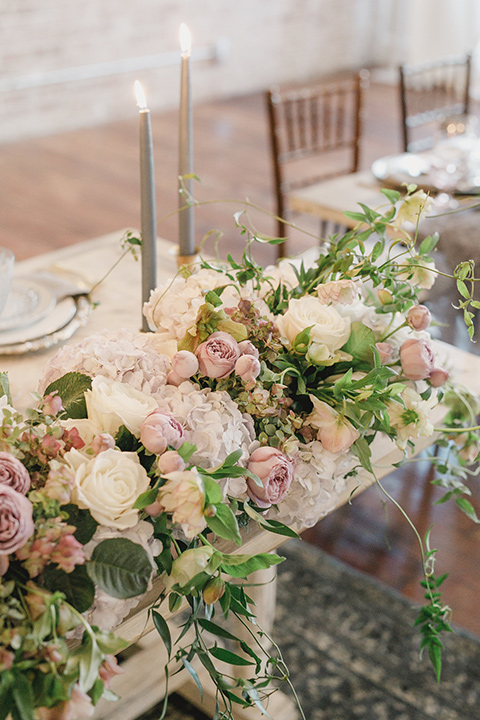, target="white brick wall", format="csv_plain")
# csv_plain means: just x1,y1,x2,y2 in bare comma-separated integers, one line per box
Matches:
0,0,392,142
